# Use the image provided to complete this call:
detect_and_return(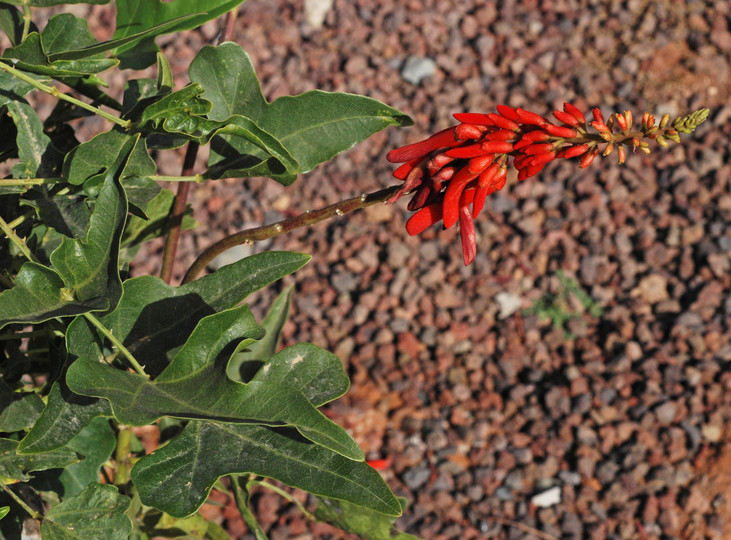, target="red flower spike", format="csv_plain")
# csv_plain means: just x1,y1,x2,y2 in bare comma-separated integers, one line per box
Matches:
445,143,488,159
442,169,479,229
544,123,578,138
516,107,547,126
592,107,605,124
514,130,551,150
453,112,493,125
406,203,443,236
563,102,586,126
387,127,457,162
459,205,477,265
614,112,627,133
468,154,495,174
481,140,513,154
455,123,484,141
496,104,520,122
487,112,520,131
557,143,589,159
579,147,599,168
552,110,581,128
